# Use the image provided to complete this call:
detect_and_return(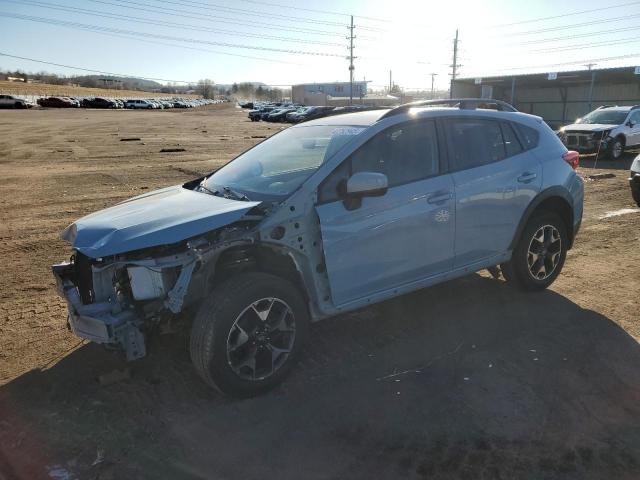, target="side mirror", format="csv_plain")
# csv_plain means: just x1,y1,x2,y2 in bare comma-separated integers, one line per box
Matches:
339,172,388,210
627,120,635,127
346,172,388,197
